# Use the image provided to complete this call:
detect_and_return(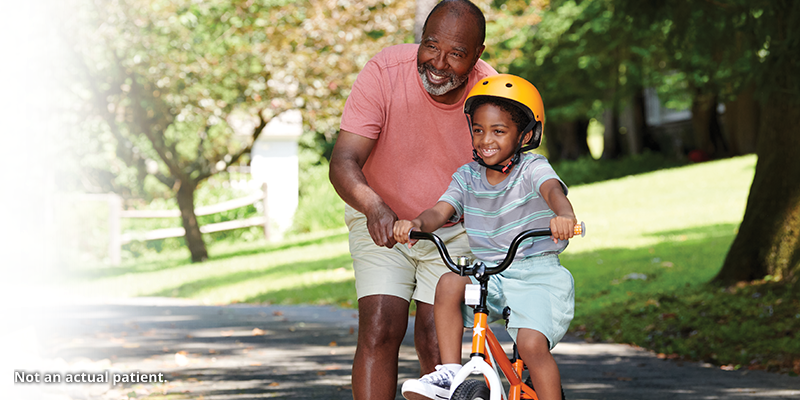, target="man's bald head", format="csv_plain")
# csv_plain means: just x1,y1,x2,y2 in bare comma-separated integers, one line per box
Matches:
422,0,486,48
